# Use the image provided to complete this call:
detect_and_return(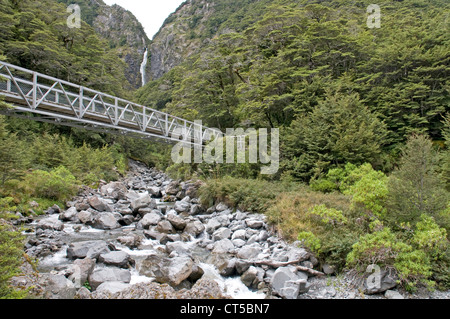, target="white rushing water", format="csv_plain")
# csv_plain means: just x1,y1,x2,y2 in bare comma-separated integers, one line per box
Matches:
140,48,148,87
199,263,266,299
